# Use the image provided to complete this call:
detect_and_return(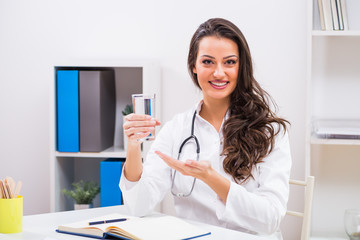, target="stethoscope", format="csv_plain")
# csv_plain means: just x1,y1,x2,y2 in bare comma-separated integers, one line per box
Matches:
171,111,200,197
